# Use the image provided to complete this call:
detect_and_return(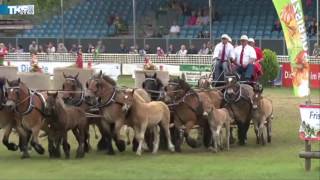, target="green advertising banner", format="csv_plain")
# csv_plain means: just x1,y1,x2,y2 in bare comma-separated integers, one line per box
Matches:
273,0,310,97
179,64,212,72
